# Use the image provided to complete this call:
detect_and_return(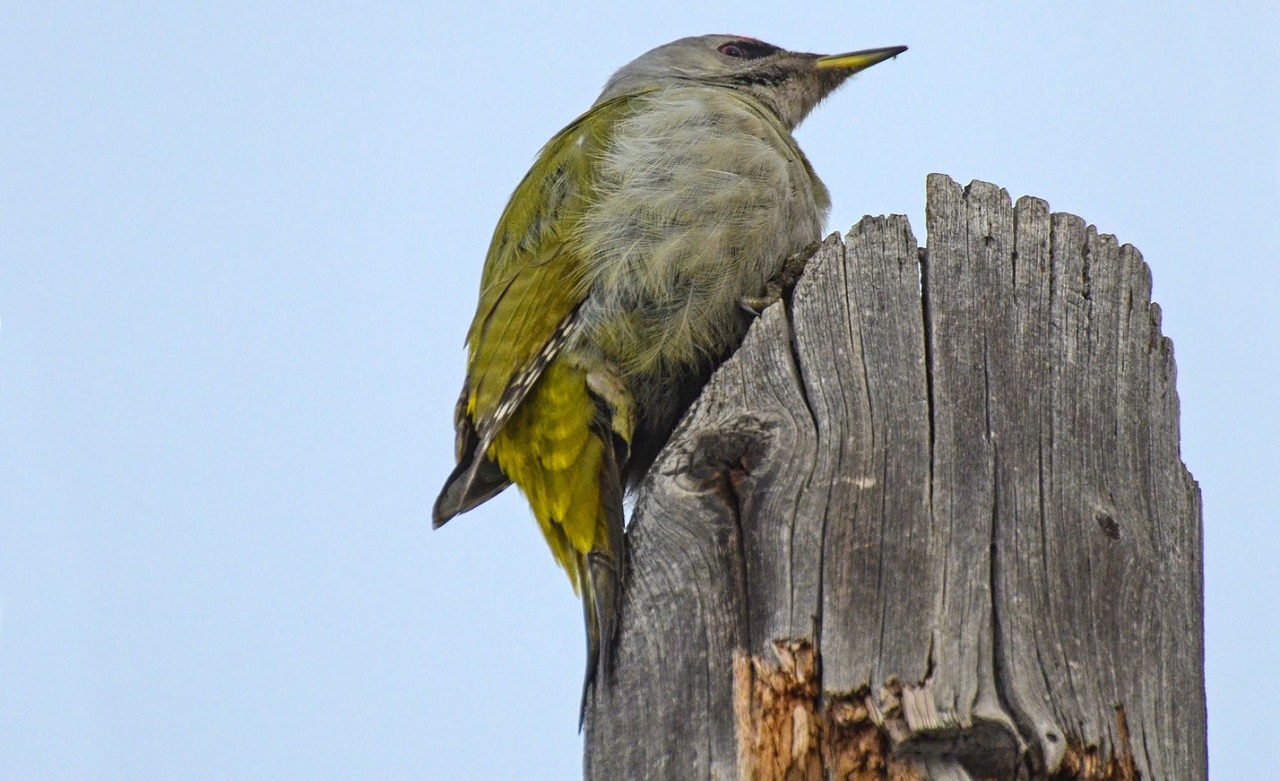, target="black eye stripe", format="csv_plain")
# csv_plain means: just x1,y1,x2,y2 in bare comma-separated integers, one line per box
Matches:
717,39,779,60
